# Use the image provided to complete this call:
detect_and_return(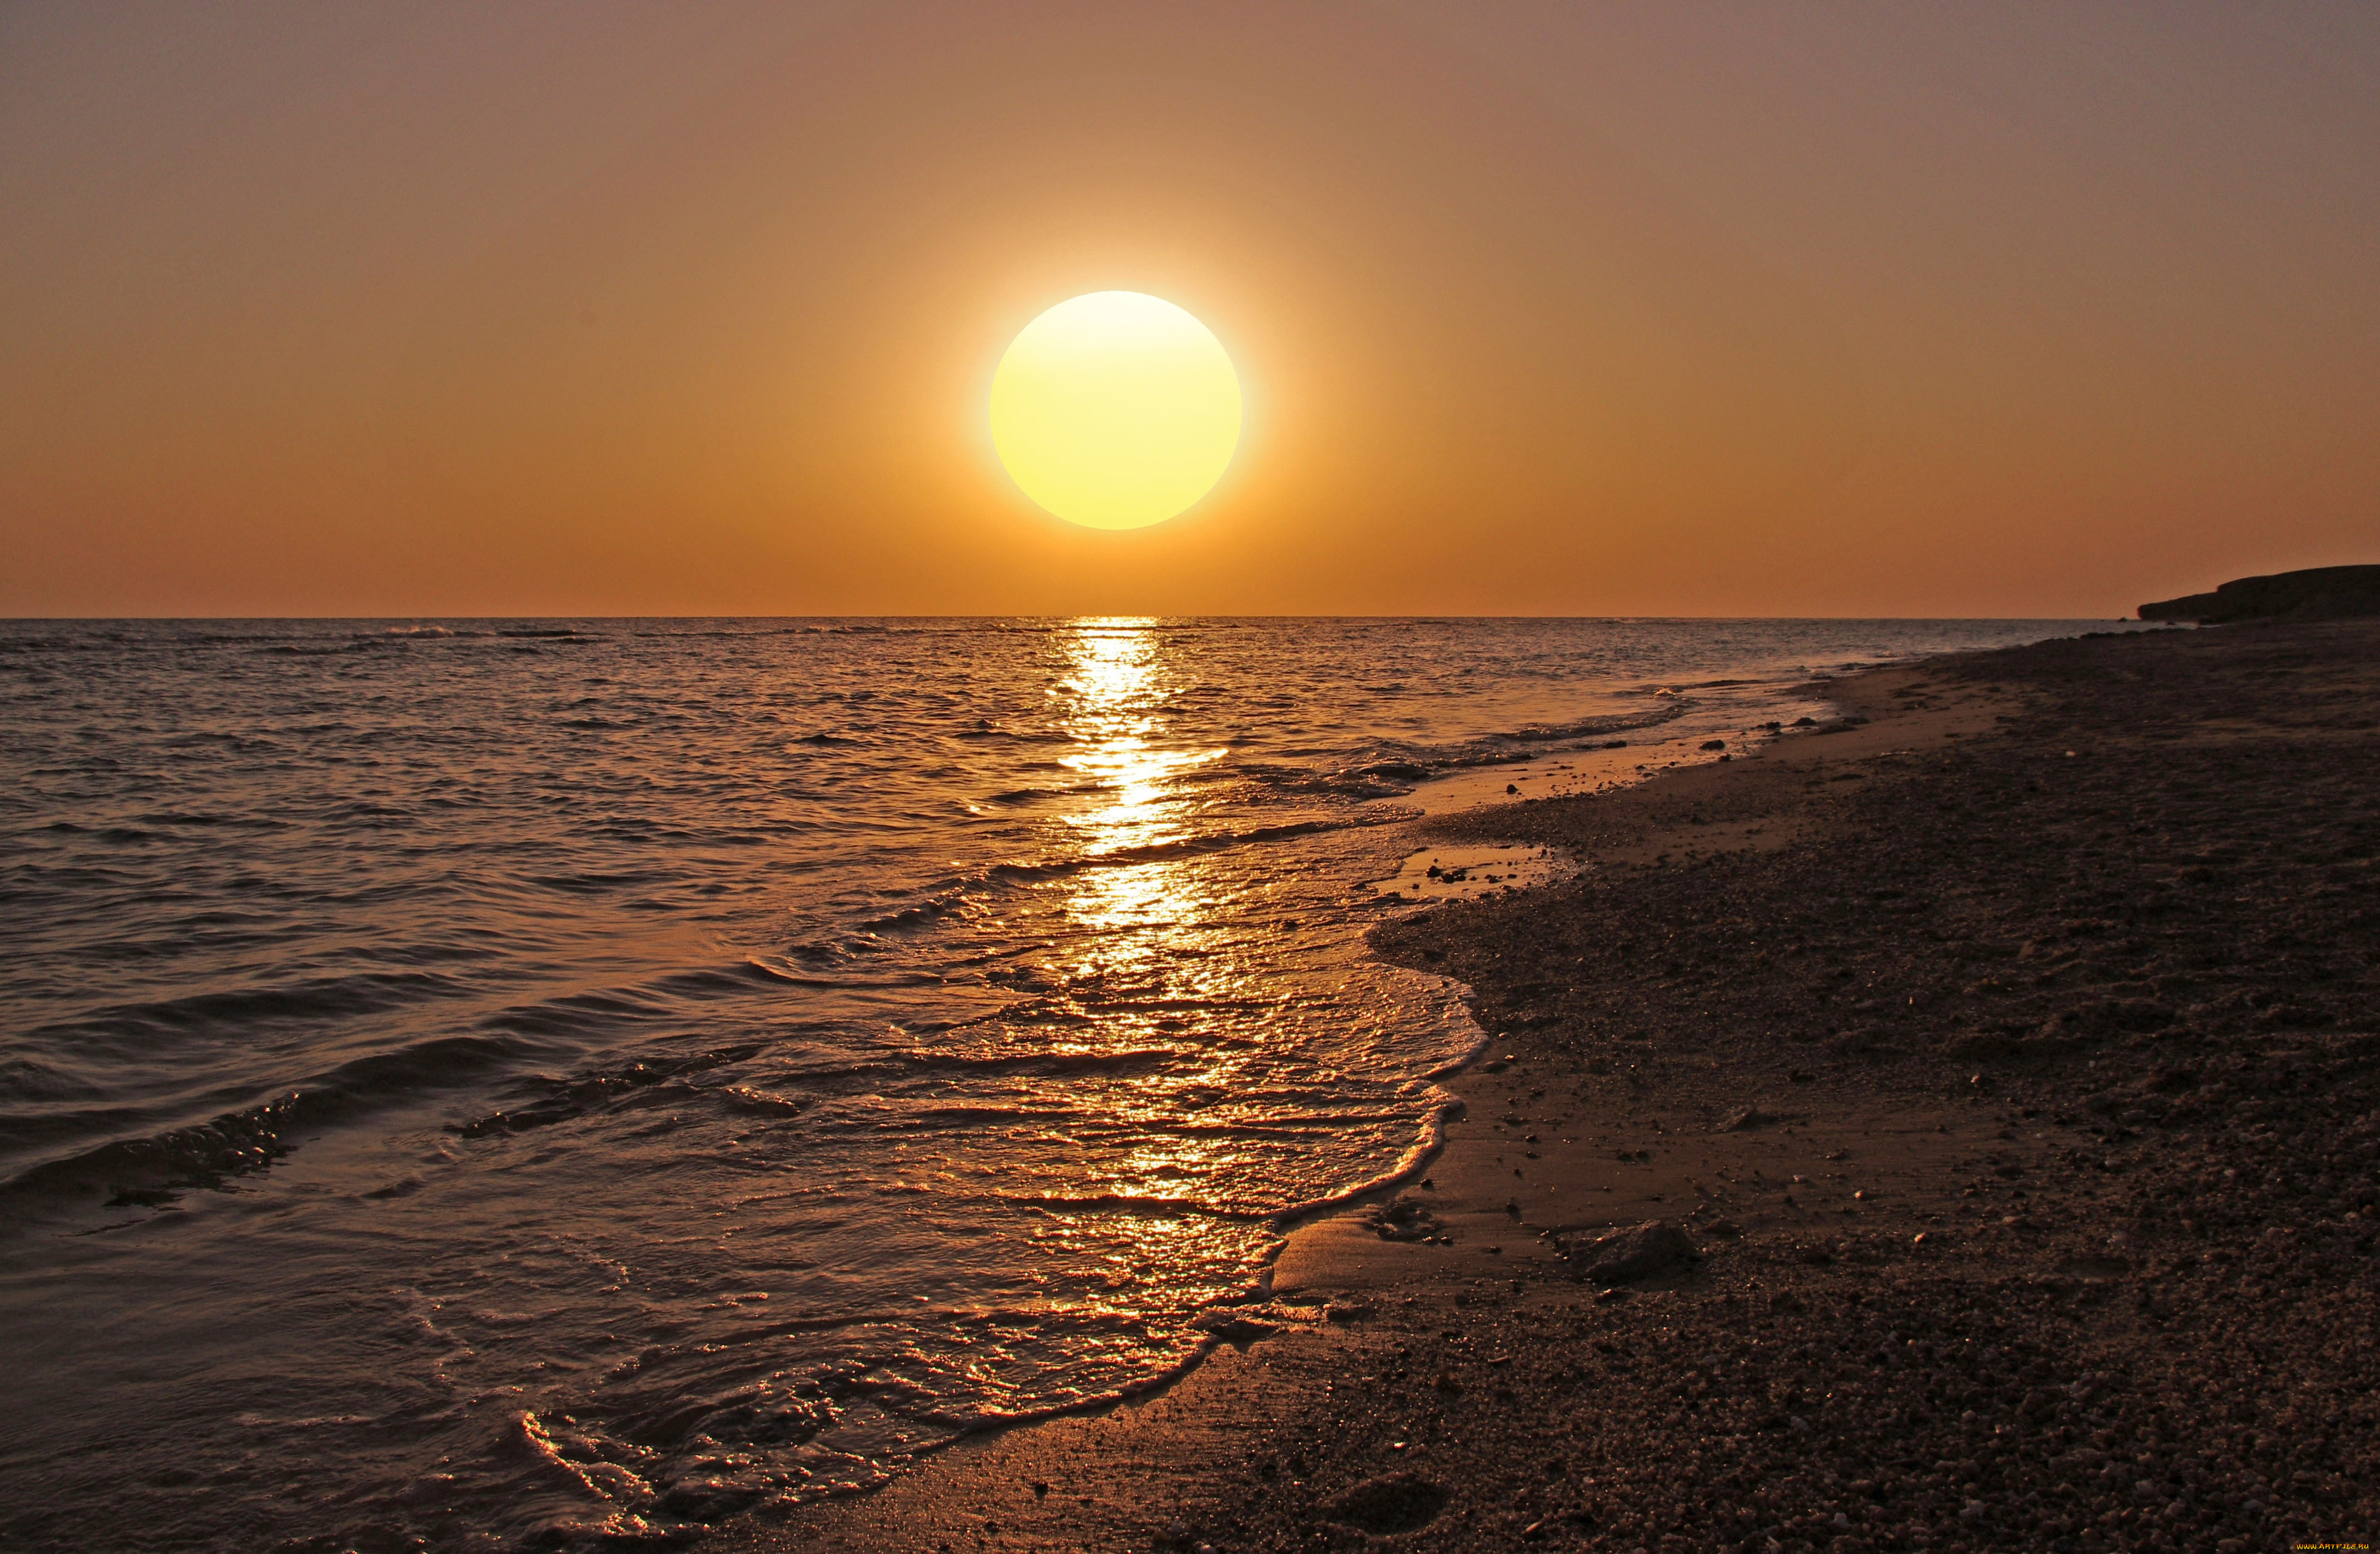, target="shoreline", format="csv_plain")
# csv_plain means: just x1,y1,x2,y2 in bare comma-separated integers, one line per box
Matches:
735,620,2379,1553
